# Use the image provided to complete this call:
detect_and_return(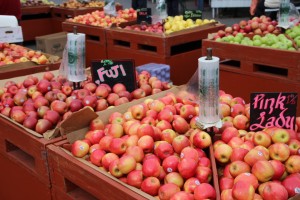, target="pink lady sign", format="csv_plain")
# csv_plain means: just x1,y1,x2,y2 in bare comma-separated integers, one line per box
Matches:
250,92,298,131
